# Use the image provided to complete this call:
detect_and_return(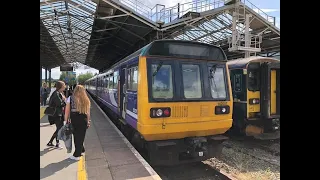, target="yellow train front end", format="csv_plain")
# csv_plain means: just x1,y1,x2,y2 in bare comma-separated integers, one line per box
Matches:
136,56,233,165
139,101,233,141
